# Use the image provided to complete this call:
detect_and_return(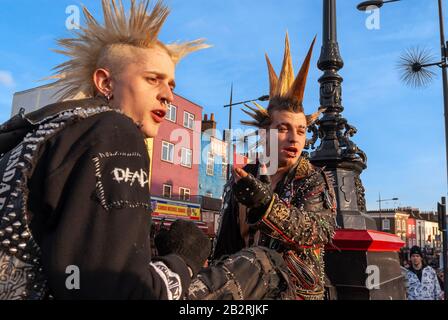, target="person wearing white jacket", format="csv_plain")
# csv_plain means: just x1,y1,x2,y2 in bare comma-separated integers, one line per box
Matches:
406,246,443,300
